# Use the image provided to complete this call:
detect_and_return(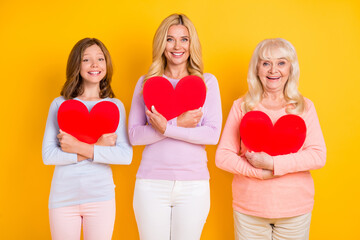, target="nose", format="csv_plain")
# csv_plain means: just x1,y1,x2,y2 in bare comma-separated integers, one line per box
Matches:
174,40,180,49
91,60,98,68
269,64,278,74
